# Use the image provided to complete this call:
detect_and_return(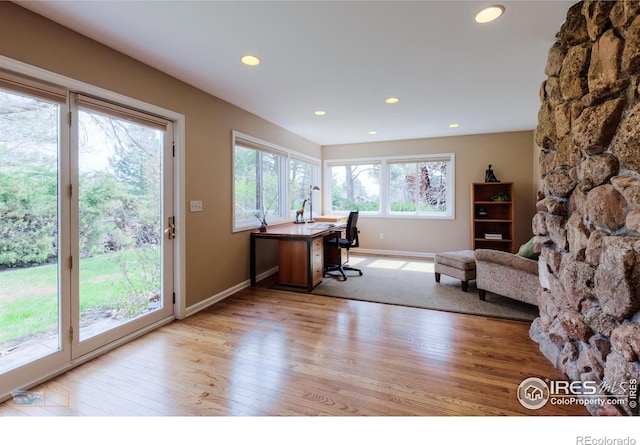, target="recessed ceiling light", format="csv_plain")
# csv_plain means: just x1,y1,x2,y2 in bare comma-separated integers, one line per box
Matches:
241,55,261,66
368,131,377,135
385,97,400,104
314,110,326,116
475,5,504,24
449,123,460,128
